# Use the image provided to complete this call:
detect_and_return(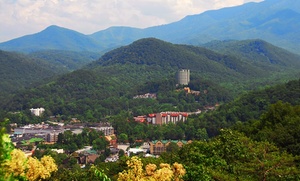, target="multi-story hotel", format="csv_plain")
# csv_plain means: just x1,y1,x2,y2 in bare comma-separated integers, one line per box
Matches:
146,112,188,125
